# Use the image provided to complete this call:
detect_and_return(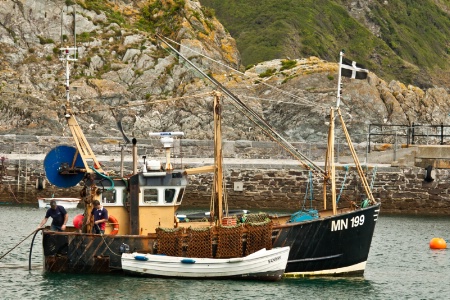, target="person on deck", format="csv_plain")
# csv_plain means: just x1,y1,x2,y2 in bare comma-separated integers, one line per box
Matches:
91,199,108,234
37,200,68,231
